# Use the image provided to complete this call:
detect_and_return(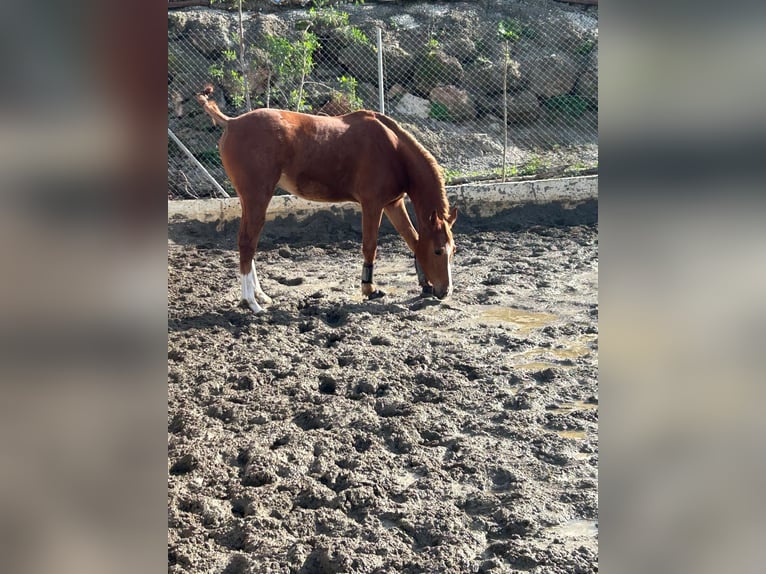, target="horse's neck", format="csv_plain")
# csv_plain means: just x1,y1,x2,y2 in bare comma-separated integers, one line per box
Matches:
407,175,447,223
399,148,447,222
